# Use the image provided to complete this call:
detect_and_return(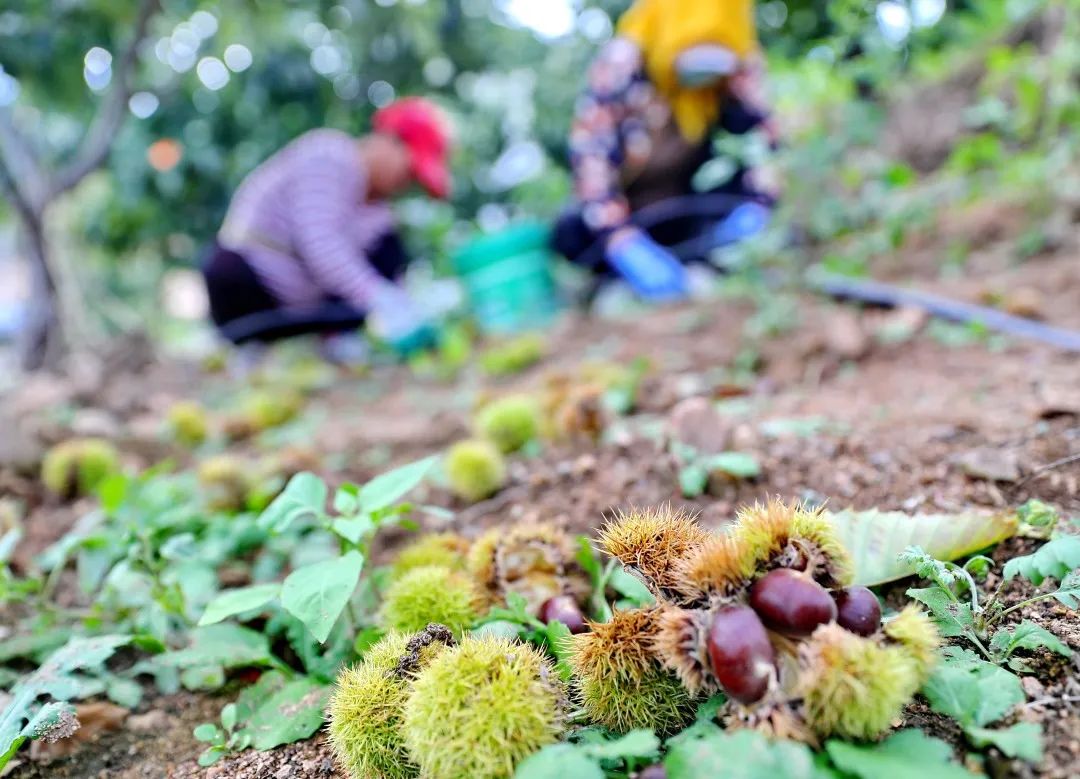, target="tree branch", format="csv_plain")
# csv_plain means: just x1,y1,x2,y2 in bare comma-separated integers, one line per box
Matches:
0,109,47,215
50,0,160,198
